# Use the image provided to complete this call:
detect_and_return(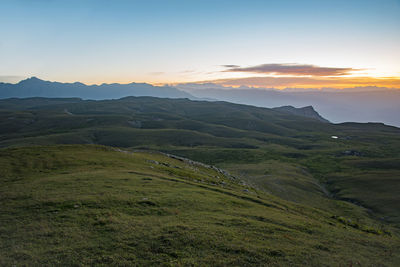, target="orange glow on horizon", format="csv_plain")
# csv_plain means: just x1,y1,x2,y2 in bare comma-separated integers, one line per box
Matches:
207,76,400,90
40,72,400,90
